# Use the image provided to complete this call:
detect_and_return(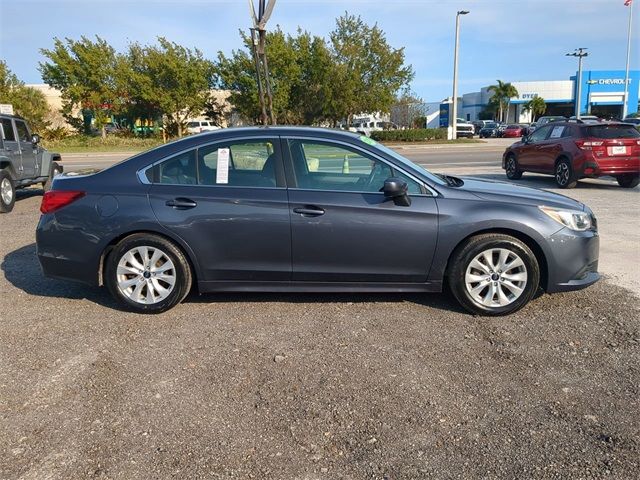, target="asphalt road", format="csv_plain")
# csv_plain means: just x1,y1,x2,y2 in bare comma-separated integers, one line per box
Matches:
1,140,638,479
